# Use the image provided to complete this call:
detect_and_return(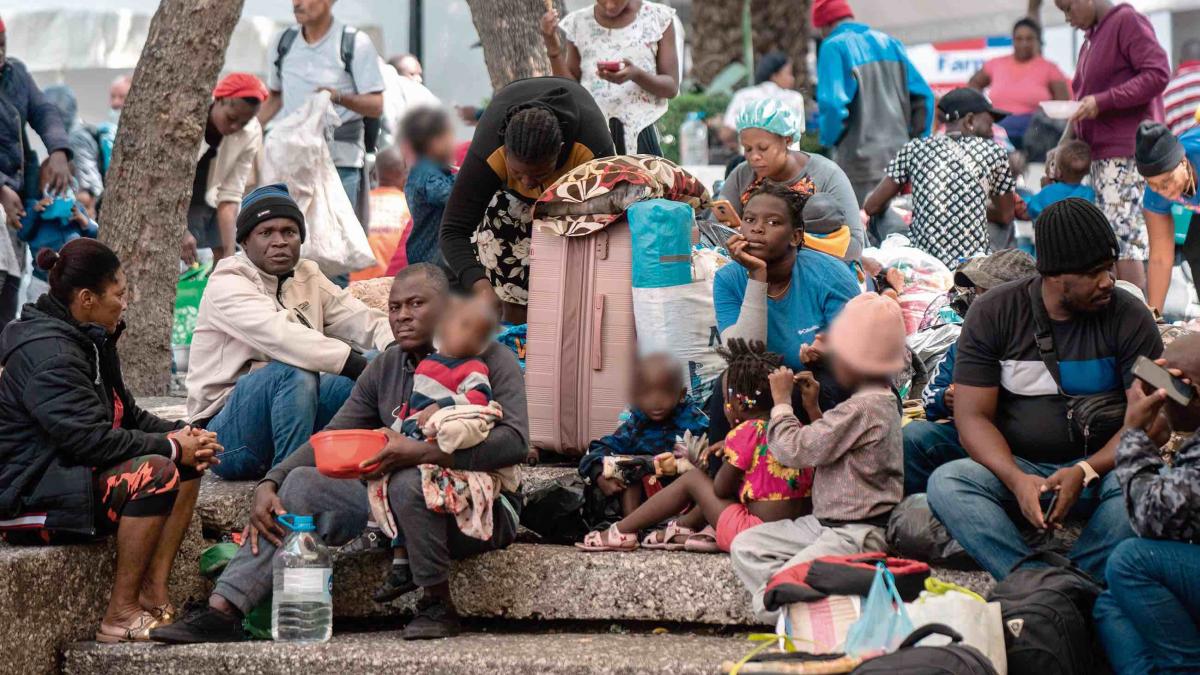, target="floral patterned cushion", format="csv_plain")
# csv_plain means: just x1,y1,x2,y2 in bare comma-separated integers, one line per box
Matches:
533,154,709,237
